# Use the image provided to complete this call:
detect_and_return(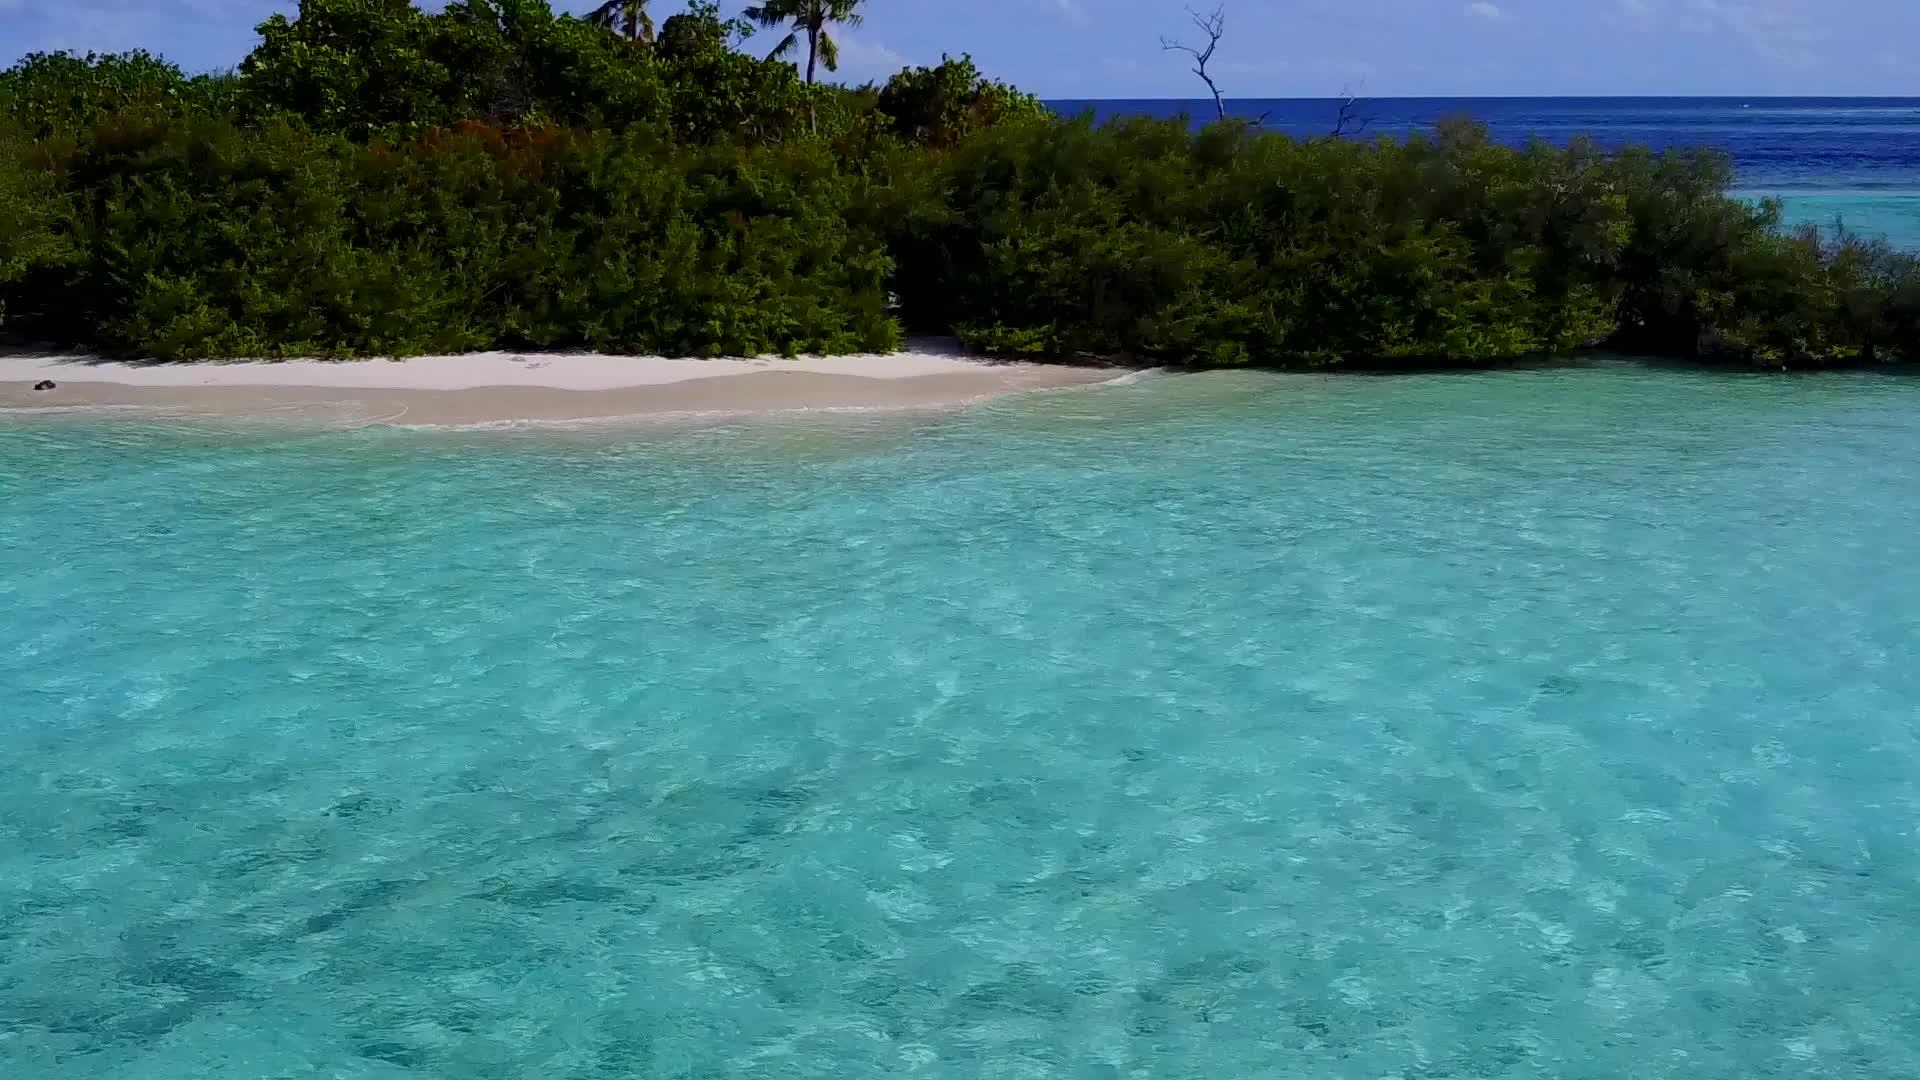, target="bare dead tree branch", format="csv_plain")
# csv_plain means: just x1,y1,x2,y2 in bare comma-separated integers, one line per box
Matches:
1331,82,1374,138
1161,5,1228,122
